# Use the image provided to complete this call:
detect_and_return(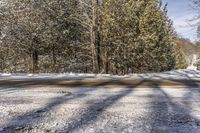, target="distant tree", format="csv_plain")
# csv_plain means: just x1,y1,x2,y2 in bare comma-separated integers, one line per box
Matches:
192,0,200,40
175,40,188,69
198,25,200,39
